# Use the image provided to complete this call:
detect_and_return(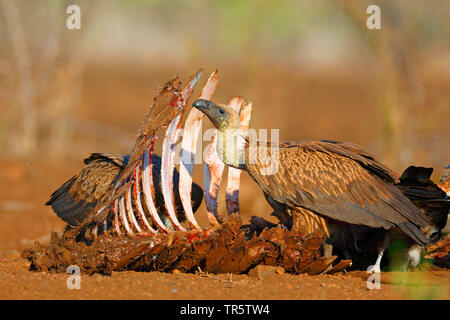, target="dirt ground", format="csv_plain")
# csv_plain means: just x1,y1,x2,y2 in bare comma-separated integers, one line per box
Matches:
0,66,448,300
1,253,448,300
